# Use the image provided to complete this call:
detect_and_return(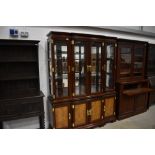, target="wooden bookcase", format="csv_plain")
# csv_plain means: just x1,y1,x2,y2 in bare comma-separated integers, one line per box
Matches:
0,39,44,129
47,32,117,128
116,39,152,119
